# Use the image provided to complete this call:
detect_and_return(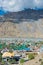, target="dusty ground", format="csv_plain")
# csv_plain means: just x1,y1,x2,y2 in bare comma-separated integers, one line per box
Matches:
11,53,43,65
24,53,43,65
